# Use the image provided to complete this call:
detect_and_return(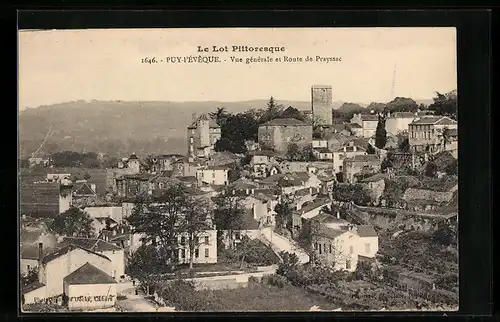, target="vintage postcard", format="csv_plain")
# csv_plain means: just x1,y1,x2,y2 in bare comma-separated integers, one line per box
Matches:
19,27,458,312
